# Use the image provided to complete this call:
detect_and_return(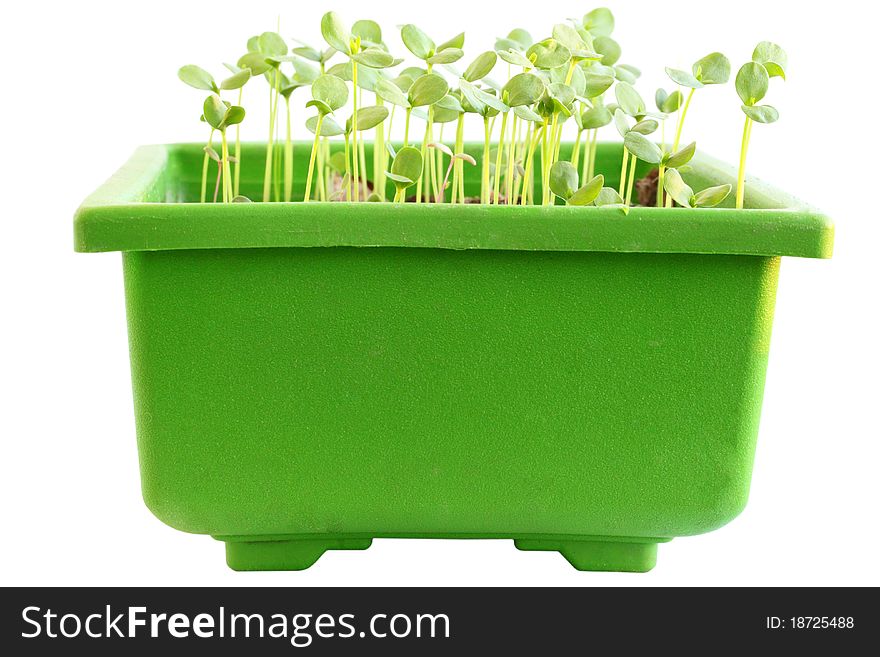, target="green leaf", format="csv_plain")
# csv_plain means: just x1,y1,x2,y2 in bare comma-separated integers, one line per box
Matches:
220,68,251,90
436,93,464,113
222,105,246,127
258,32,287,57
292,46,323,62
320,11,351,55
464,51,498,82
237,53,271,77
305,99,333,115
526,39,571,70
407,73,449,107
513,105,543,123
305,114,344,136
583,72,614,98
550,161,579,200
497,48,533,68
693,52,730,84
580,103,612,129
203,145,220,162
741,104,779,123
351,48,395,68
613,108,631,137
624,132,662,164
246,36,261,54
390,146,423,187
506,28,532,50
569,174,604,205
613,64,639,85
355,105,389,130
401,24,434,60
460,79,508,115
178,65,217,93
232,195,252,203
437,32,465,52
311,74,349,112
503,72,544,107
736,62,769,105
352,19,382,45
202,95,226,130
630,119,658,135
593,36,621,66
292,59,320,84
328,151,348,172
693,184,732,208
665,67,703,89
657,88,683,113
427,47,464,65
375,78,411,107
583,8,615,37
752,41,787,80
615,82,645,117
594,187,624,207
432,106,460,124
663,168,695,207
552,24,594,59
664,141,696,168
